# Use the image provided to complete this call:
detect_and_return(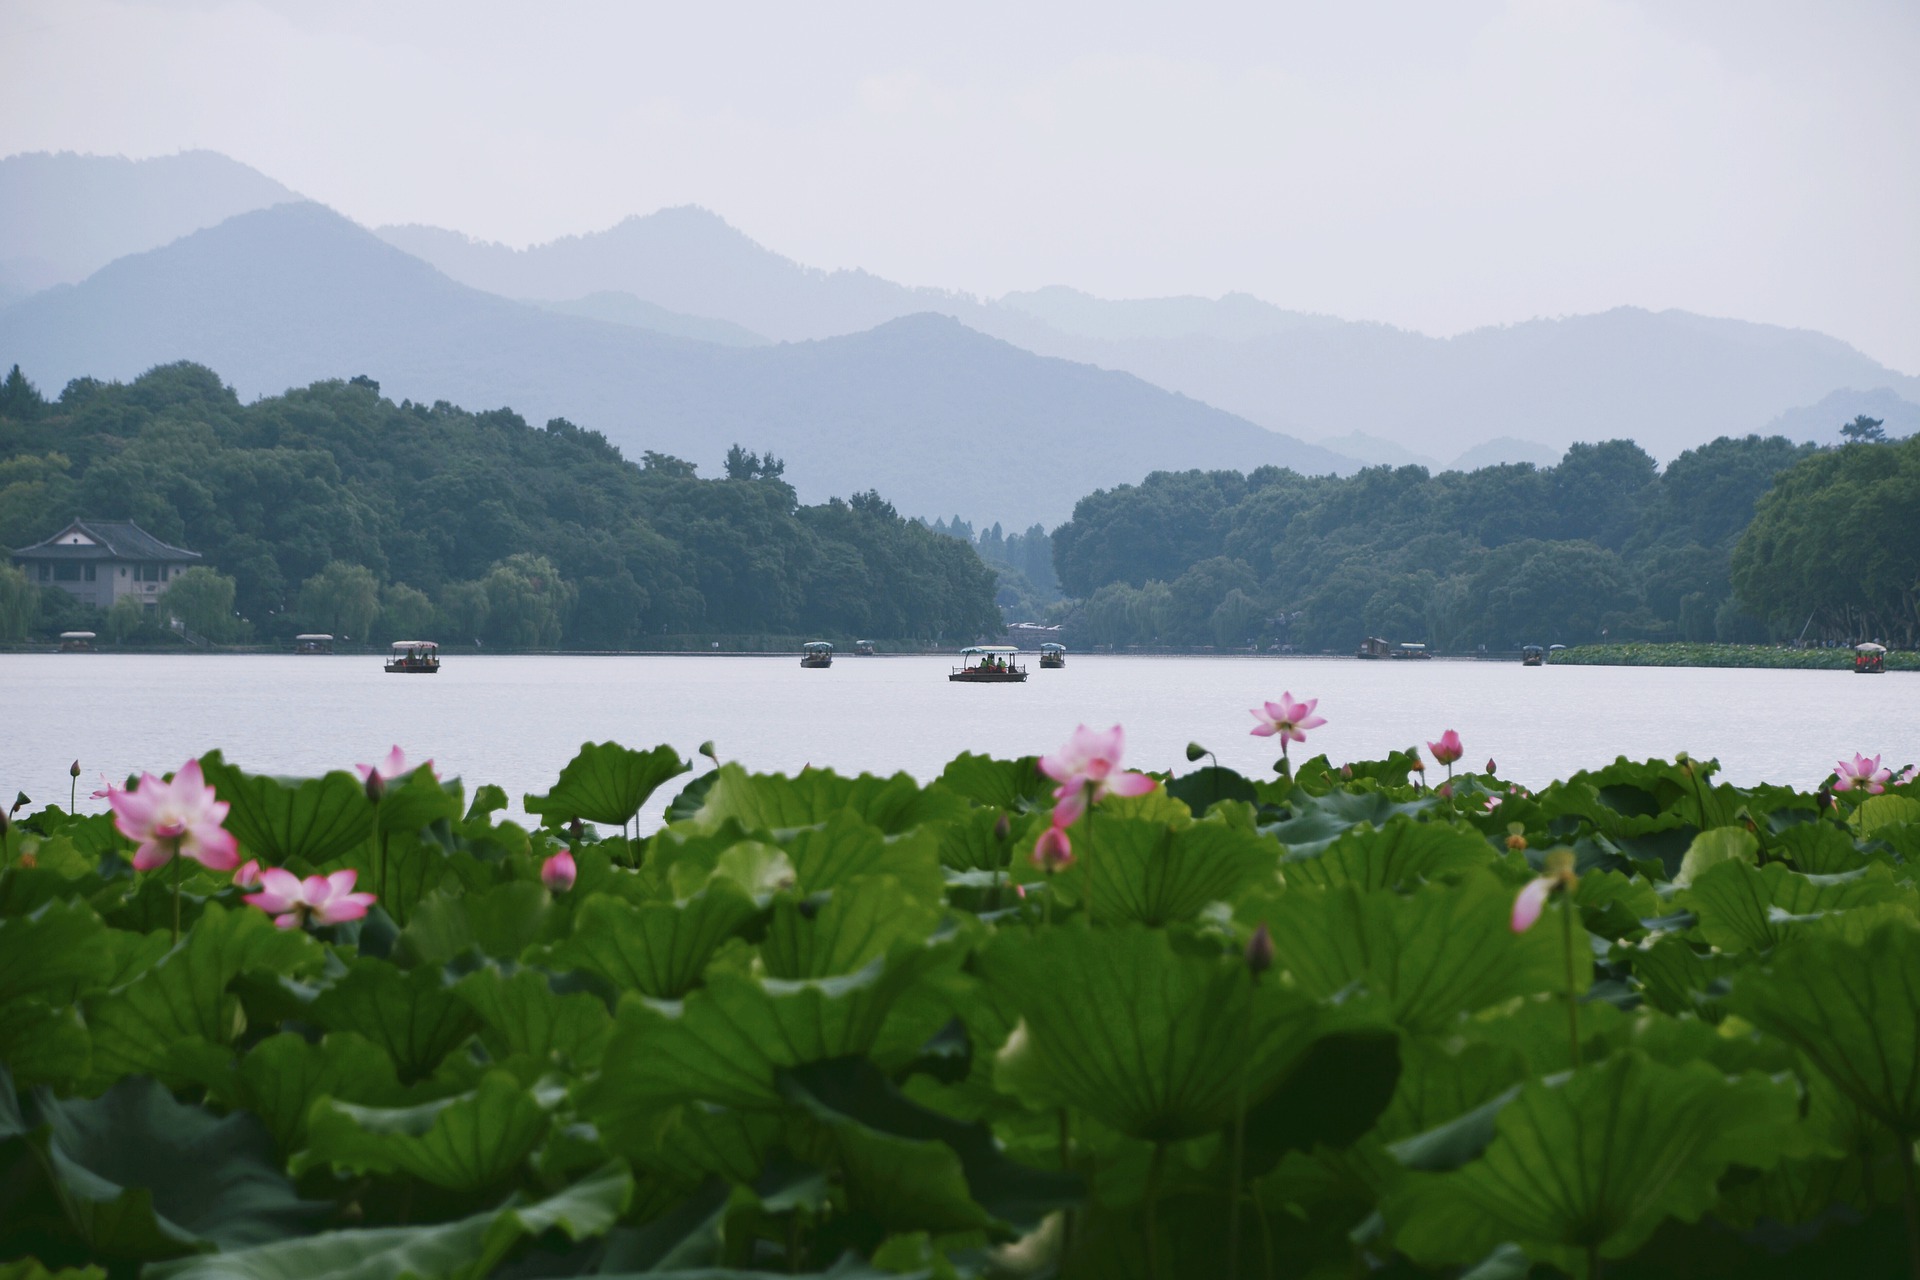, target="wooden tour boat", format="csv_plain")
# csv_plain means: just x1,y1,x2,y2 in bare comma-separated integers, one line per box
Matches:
1522,644,1545,667
801,641,834,668
854,639,876,656
295,633,334,654
1391,642,1432,660
1855,642,1887,674
950,645,1027,683
58,630,96,653
385,640,440,673
1039,642,1066,669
